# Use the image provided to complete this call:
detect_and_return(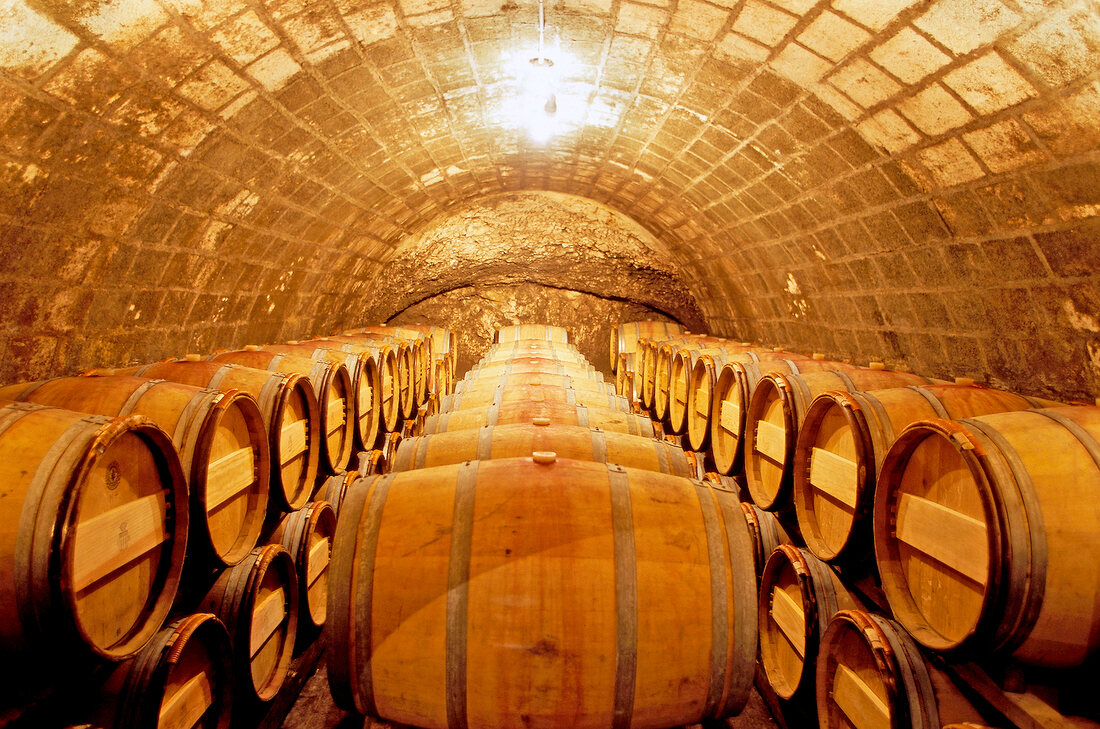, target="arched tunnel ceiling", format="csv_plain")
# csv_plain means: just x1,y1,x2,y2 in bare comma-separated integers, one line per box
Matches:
0,0,1098,397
